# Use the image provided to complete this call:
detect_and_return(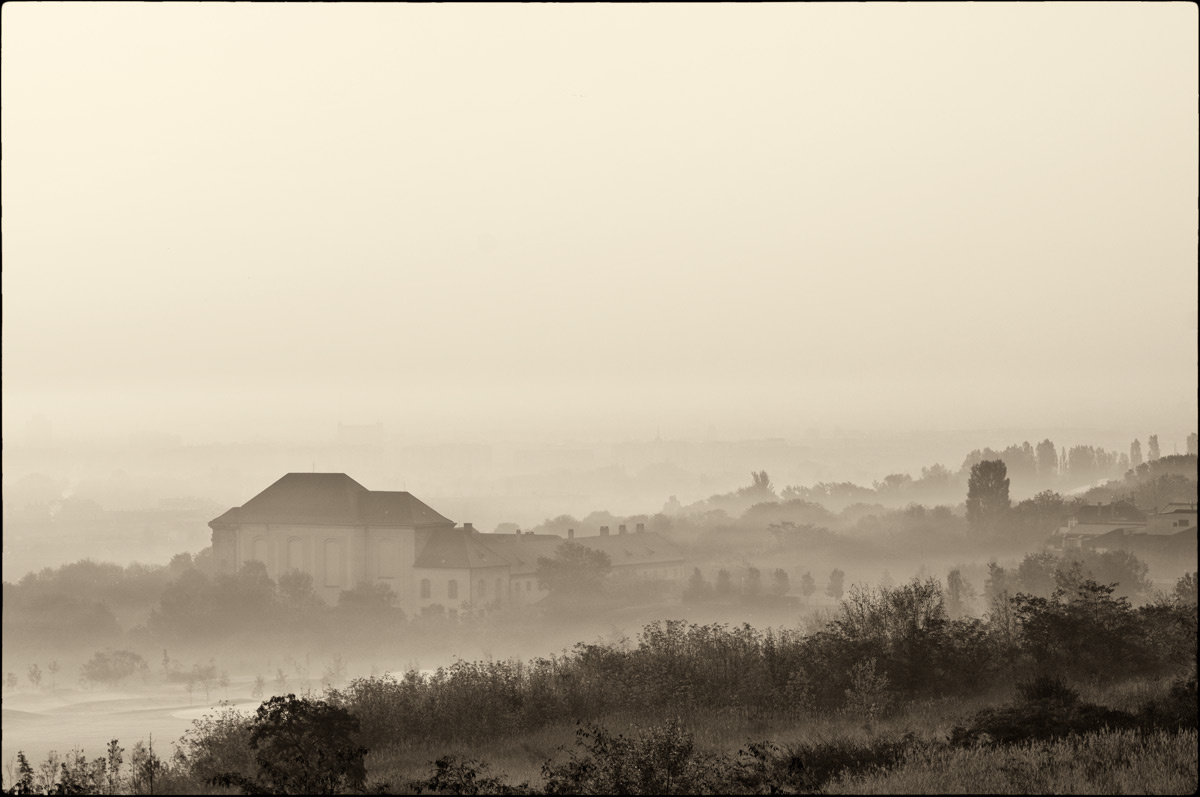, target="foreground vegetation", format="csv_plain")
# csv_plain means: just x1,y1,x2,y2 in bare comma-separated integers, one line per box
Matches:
4,563,1196,795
